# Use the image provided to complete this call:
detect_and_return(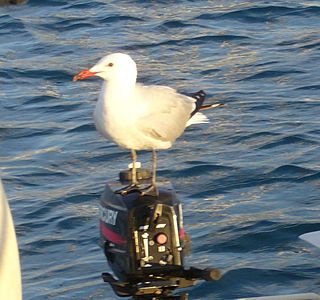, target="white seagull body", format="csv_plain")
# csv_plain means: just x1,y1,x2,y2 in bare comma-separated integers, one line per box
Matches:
94,82,207,151
74,53,222,195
